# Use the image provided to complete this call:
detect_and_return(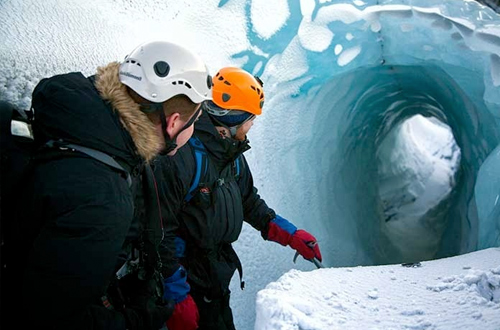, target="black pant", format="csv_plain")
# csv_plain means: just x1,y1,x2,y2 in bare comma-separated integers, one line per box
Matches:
191,290,236,330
